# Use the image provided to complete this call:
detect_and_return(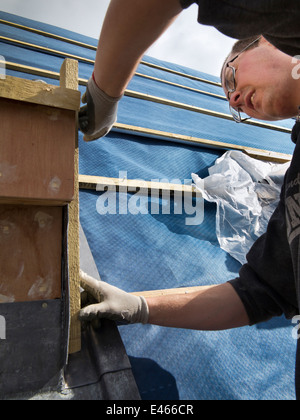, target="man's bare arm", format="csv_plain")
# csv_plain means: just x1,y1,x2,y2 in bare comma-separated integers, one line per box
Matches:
146,282,250,330
94,0,183,97
79,0,183,141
